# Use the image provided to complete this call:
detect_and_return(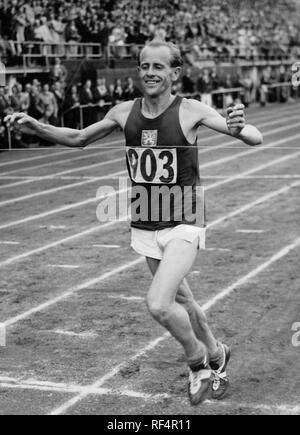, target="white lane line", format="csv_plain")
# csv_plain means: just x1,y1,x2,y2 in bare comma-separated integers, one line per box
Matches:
205,148,300,191
1,174,300,181
0,138,124,168
0,156,125,191
0,382,83,394
0,176,38,180
93,244,120,249
0,113,298,195
203,175,300,179
203,399,300,415
0,375,298,414
207,180,300,230
108,295,145,301
202,236,300,312
48,265,81,269
39,225,67,230
0,323,6,346
1,131,299,228
0,169,299,271
50,329,98,338
49,236,300,415
200,128,300,172
0,144,123,177
0,219,128,268
0,241,20,245
240,175,300,179
0,183,127,231
3,258,144,328
0,149,76,168
205,248,232,251
0,171,125,210
236,229,265,234
0,378,168,401
0,176,115,180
